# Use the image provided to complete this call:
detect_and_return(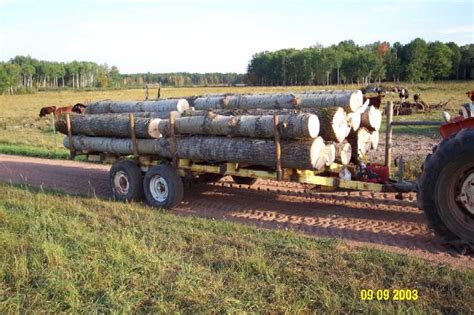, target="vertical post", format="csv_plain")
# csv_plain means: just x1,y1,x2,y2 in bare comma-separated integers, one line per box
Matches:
273,113,282,181
66,113,75,159
384,101,393,174
129,113,139,159
156,82,161,100
144,84,149,100
51,114,57,151
170,111,177,168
